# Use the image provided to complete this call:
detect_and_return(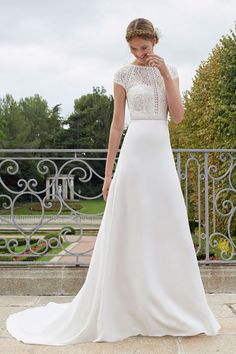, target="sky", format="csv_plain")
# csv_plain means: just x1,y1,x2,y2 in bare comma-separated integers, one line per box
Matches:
0,0,235,123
